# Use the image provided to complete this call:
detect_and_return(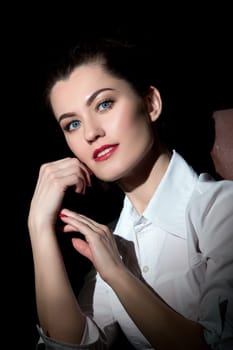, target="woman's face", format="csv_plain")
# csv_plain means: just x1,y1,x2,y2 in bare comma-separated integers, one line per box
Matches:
50,63,161,182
